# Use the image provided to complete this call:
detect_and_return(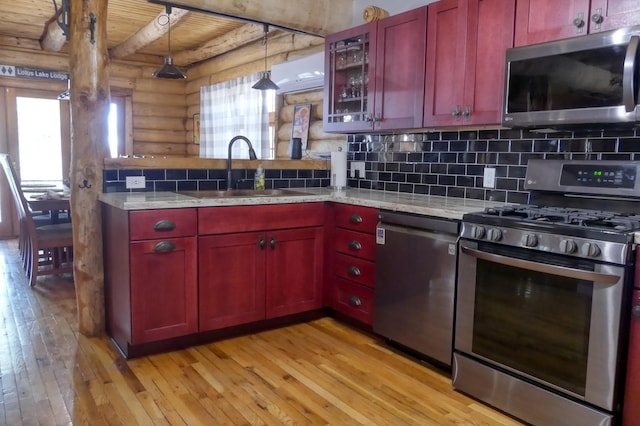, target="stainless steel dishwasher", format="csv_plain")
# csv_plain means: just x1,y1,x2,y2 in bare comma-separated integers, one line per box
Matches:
374,210,459,367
